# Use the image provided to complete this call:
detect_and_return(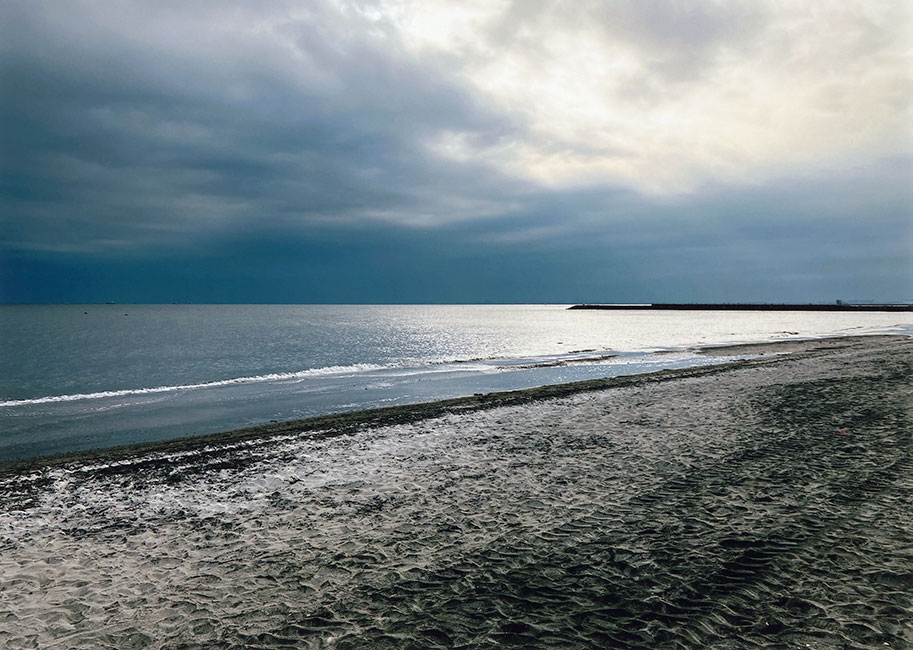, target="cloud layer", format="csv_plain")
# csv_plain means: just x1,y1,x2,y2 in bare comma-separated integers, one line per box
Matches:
1,0,910,301
403,0,912,192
